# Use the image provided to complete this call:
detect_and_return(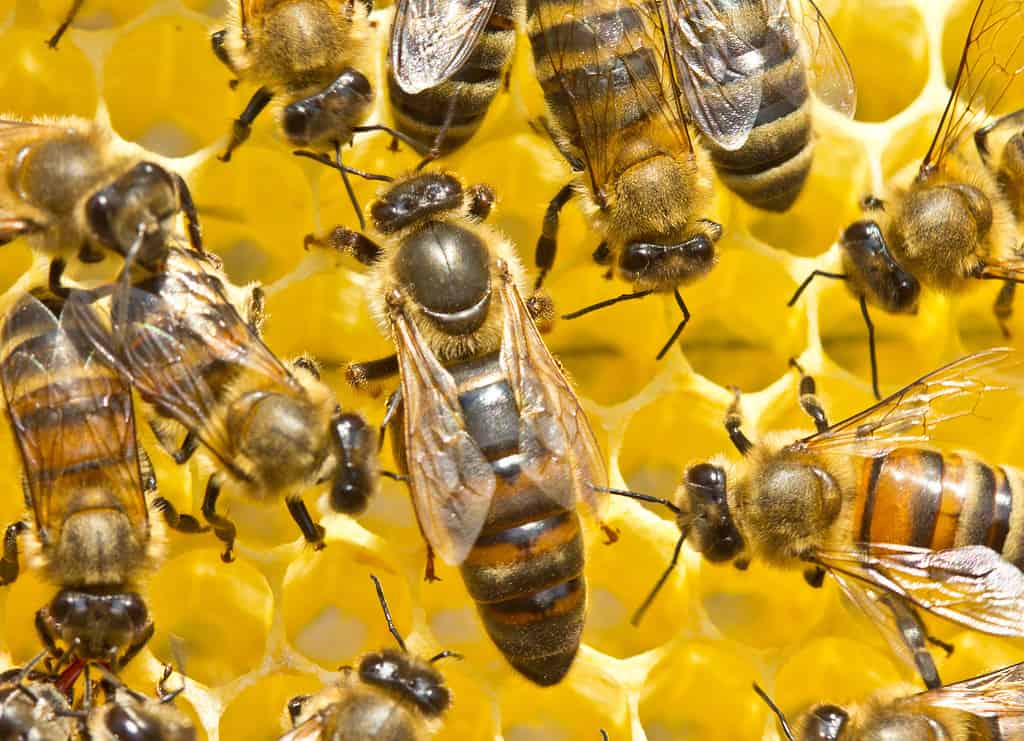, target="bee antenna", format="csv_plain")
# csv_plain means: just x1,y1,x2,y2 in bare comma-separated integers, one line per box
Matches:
600,730,609,741
753,682,796,741
630,528,688,626
590,484,682,515
370,574,407,653
428,650,462,664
